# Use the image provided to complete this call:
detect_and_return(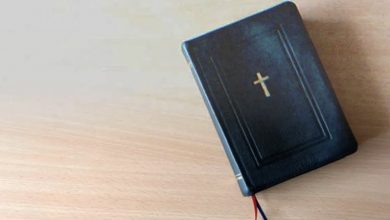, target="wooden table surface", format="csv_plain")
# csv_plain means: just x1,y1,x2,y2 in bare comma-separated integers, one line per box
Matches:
0,0,389,219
